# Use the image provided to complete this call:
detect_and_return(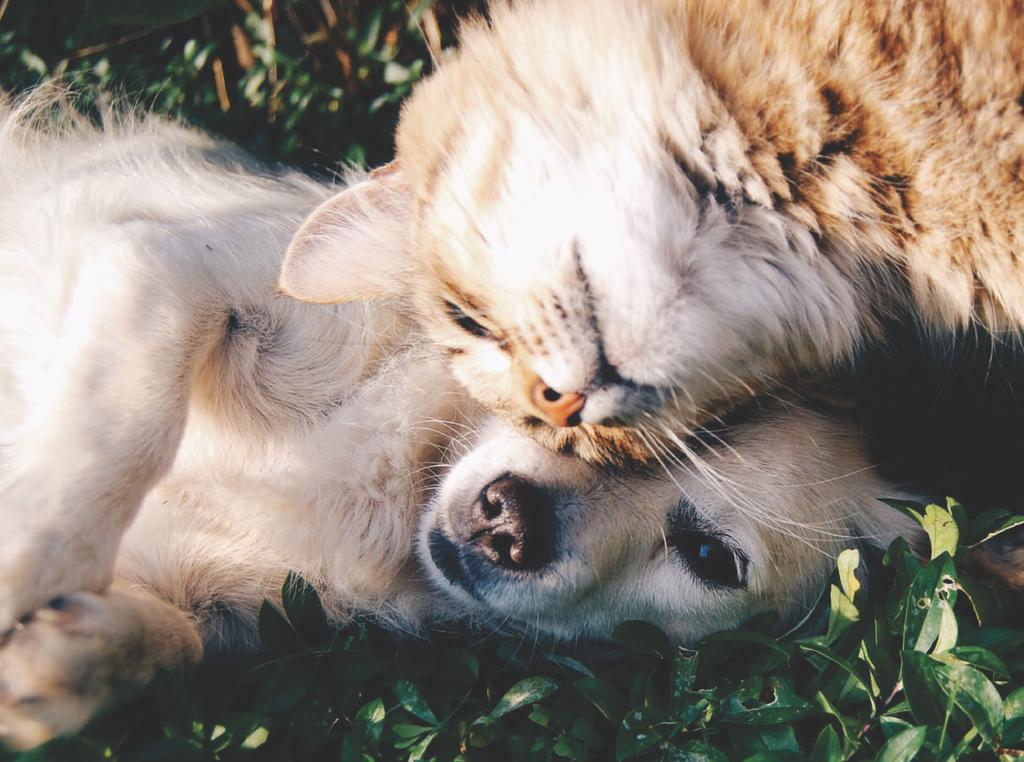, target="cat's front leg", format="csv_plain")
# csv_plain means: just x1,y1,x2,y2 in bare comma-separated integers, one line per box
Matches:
0,588,202,750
